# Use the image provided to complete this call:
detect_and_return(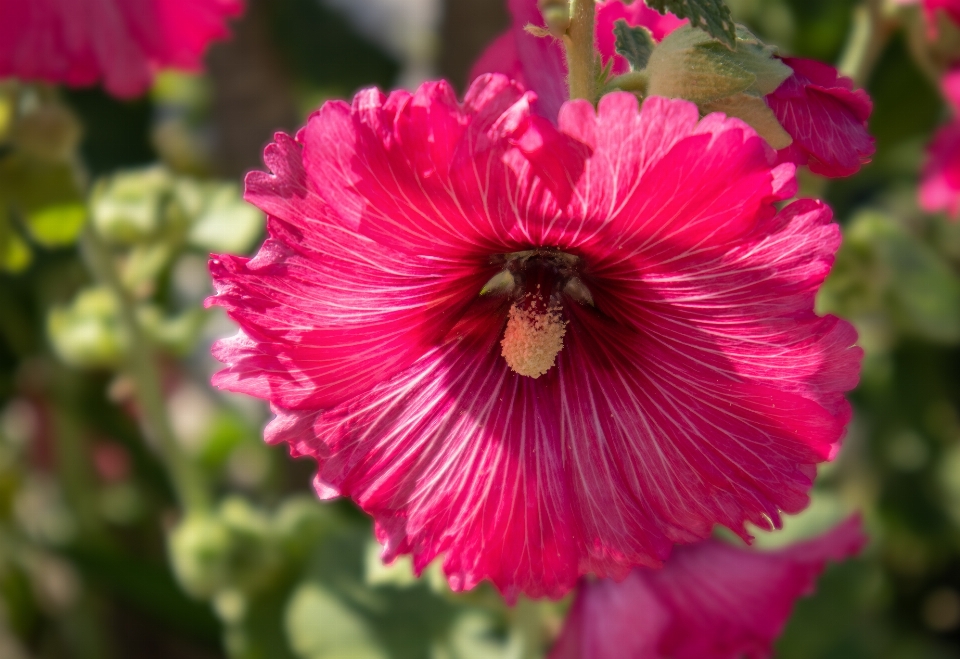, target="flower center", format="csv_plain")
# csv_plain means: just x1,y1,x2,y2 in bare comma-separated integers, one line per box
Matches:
482,249,592,379
501,289,568,379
